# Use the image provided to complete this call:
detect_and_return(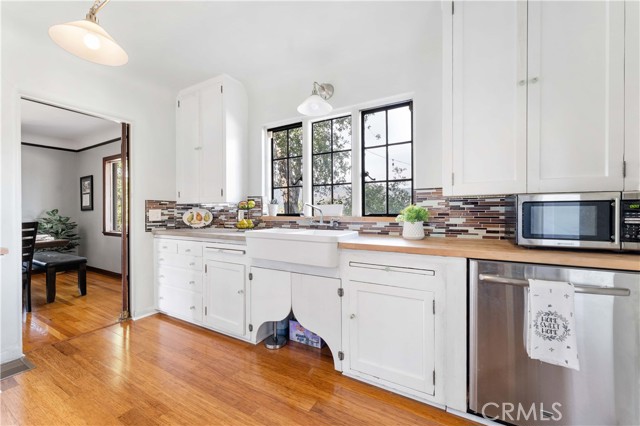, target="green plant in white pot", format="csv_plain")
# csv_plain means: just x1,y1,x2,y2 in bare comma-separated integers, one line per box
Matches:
395,205,429,240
